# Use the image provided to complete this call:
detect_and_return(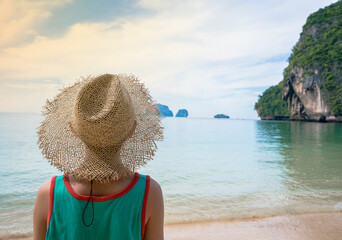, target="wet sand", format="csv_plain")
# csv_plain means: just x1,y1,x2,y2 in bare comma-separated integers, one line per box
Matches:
6,212,342,240
165,212,342,240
